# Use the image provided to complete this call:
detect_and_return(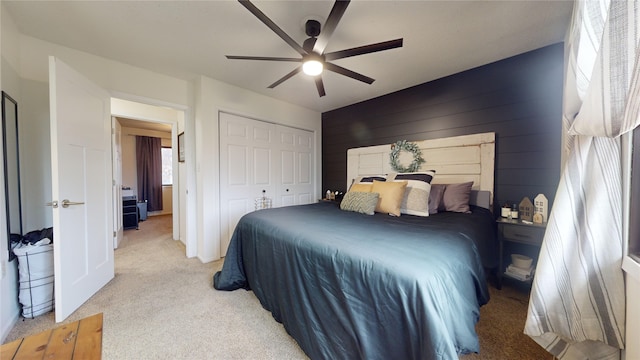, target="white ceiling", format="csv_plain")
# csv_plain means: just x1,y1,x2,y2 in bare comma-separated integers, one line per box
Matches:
116,117,172,132
3,0,573,113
